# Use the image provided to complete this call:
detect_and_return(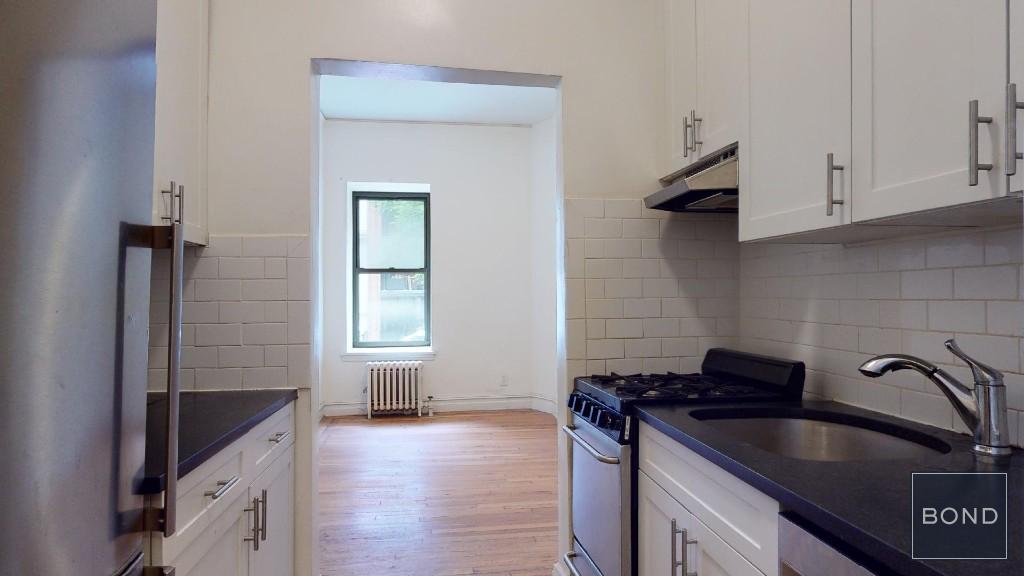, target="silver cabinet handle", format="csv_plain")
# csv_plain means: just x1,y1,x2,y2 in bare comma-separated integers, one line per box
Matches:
671,519,698,576
562,552,583,576
826,153,845,216
561,426,619,464
1007,84,1024,176
244,496,260,551
204,475,240,500
260,488,268,541
969,99,994,185
683,114,692,158
269,431,291,444
689,109,703,152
